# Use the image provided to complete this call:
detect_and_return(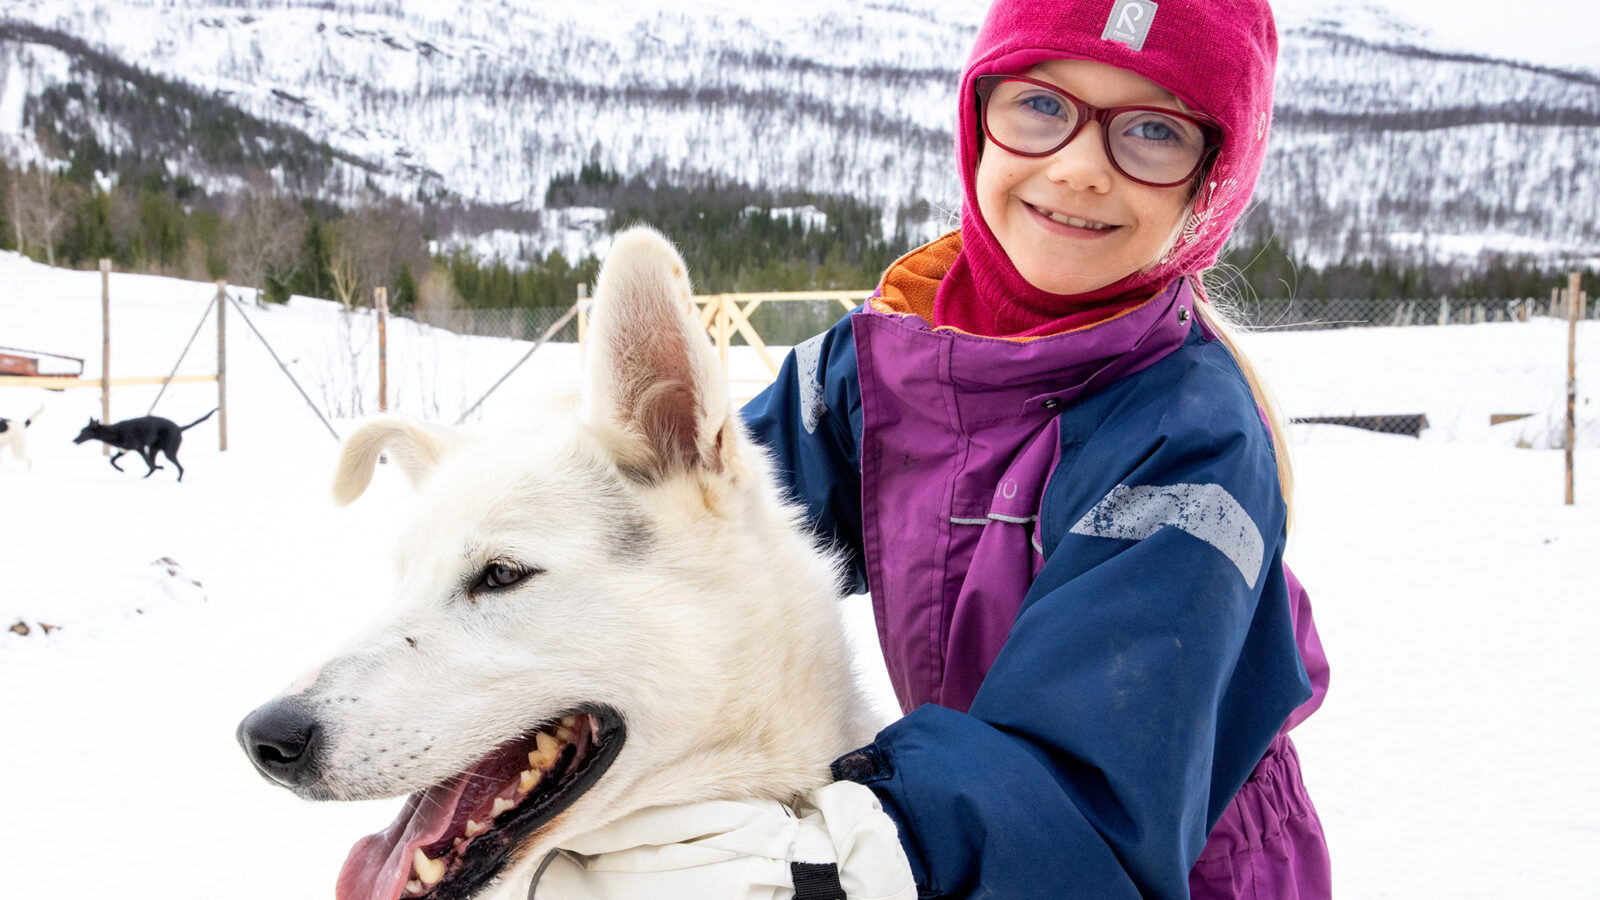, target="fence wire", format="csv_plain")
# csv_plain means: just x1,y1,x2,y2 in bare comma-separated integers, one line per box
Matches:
1227,295,1577,330
404,295,1596,445
410,306,581,343
1251,296,1597,445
